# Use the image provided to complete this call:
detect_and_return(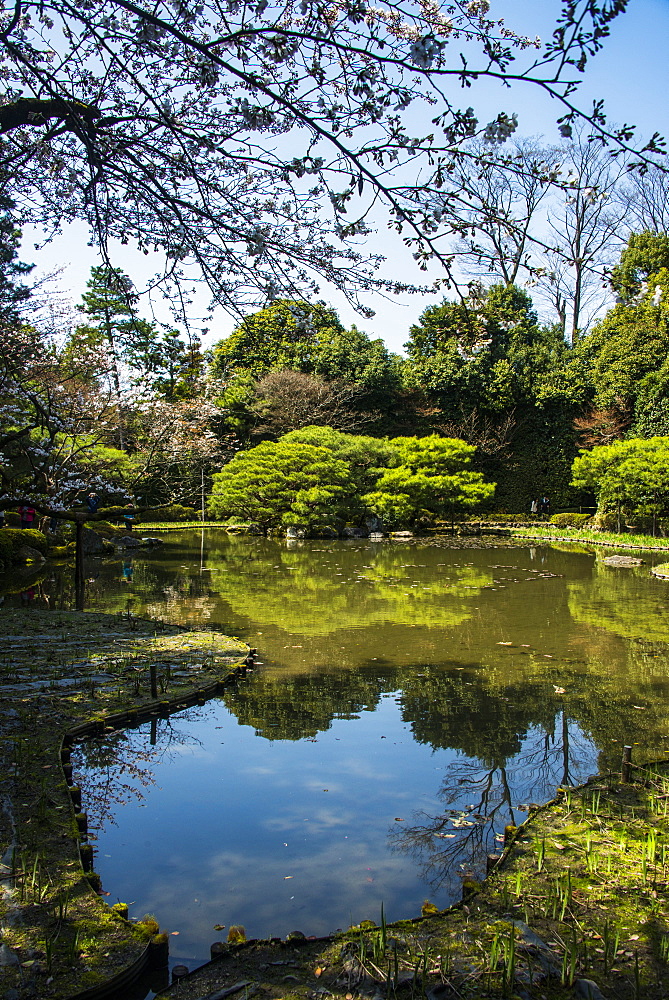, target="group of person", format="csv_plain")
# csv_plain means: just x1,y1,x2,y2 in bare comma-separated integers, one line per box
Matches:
530,497,551,518
0,504,38,529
